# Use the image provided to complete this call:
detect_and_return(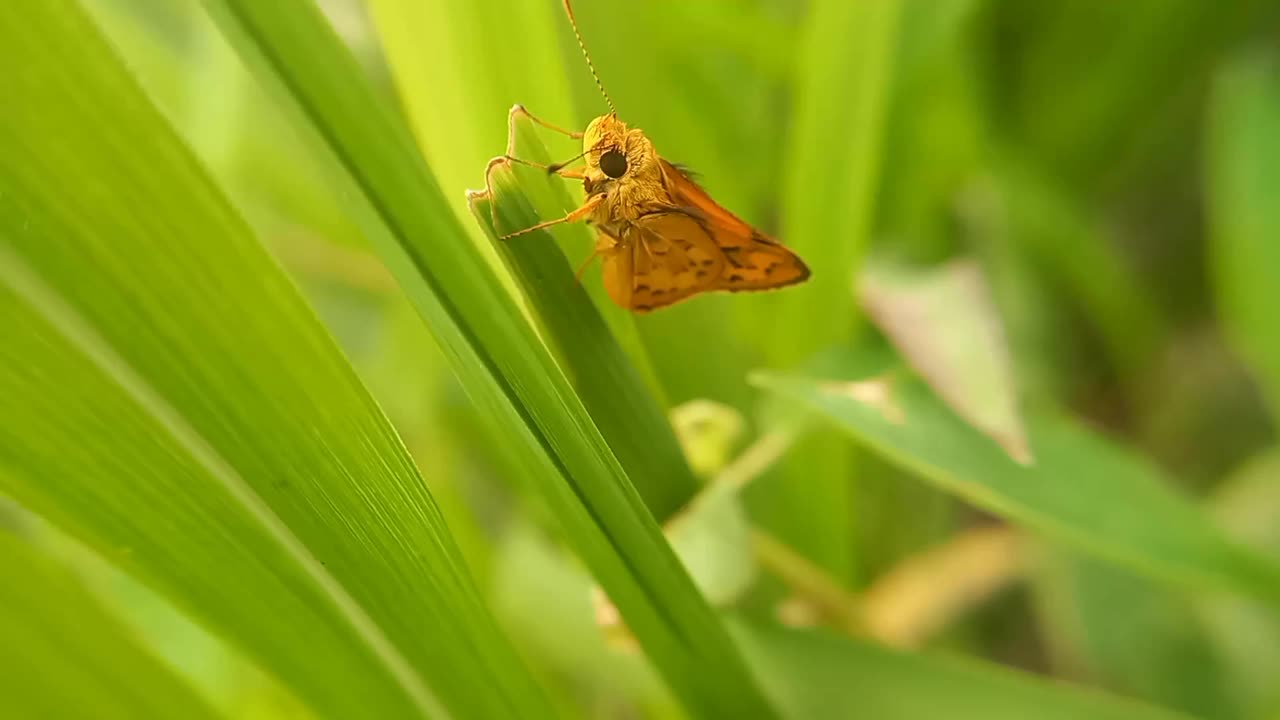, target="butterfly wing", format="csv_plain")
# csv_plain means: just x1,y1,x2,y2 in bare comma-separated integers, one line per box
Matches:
601,161,810,313
659,159,810,291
